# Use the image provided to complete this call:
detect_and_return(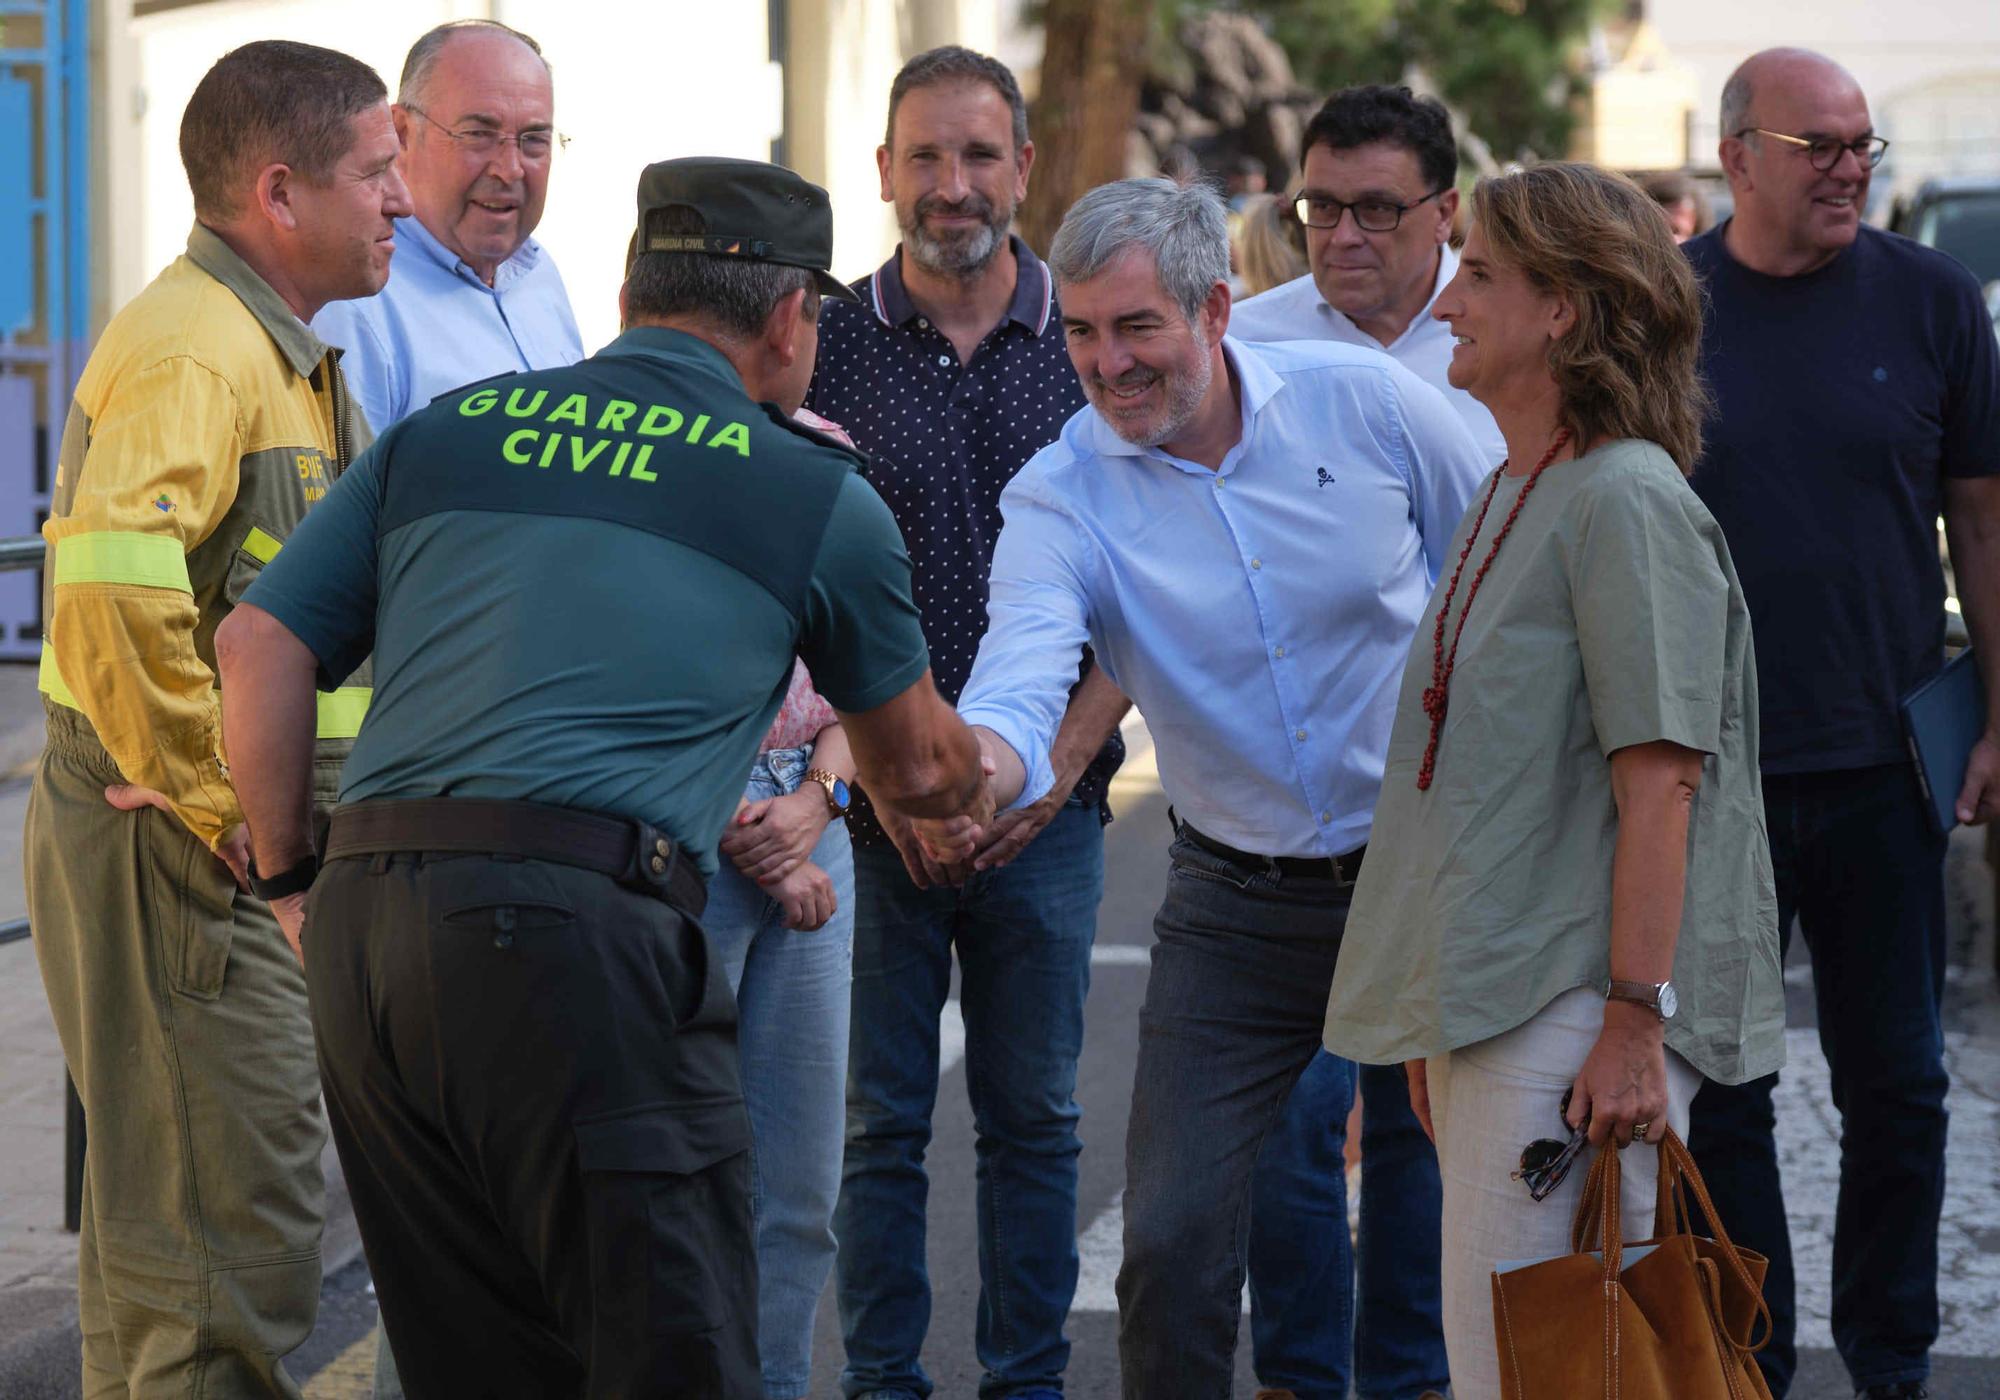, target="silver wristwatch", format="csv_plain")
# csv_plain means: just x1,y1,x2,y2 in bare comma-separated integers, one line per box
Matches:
1606,978,1678,1021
